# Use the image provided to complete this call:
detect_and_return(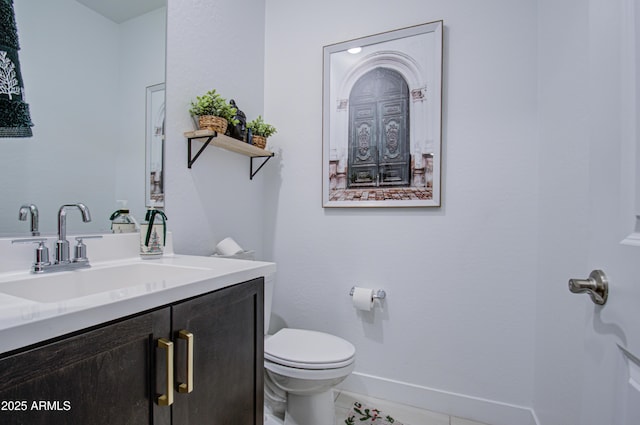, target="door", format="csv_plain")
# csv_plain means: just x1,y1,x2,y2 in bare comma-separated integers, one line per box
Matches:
572,0,640,423
171,279,264,425
348,67,410,188
0,308,171,425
